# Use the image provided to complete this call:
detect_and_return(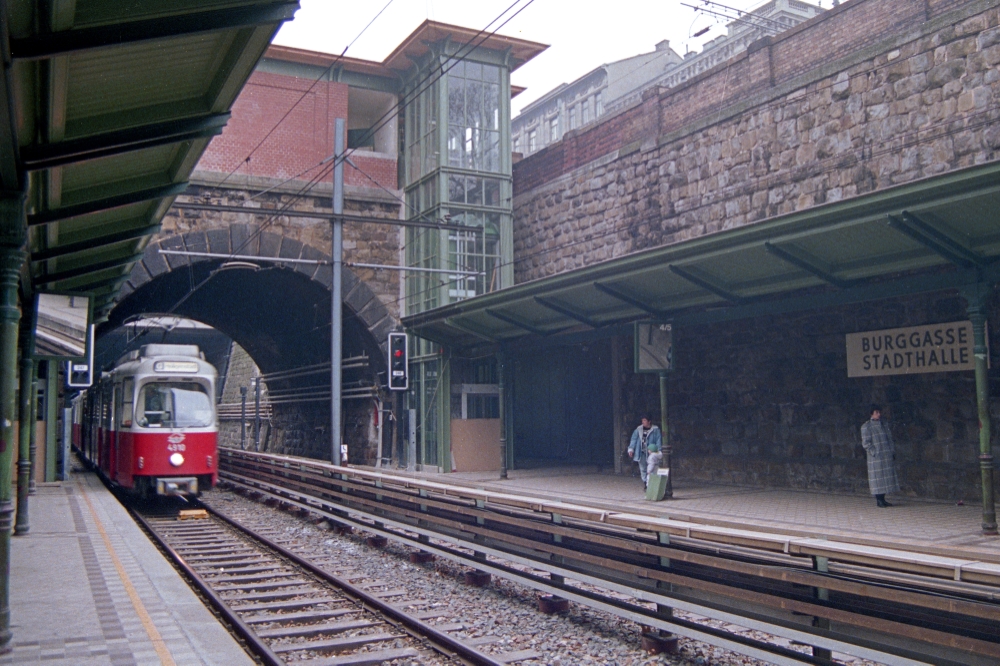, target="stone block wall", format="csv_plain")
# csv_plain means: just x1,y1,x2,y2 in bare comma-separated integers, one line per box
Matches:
161,172,402,320
512,0,1000,283
508,0,1000,499
612,289,1000,500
